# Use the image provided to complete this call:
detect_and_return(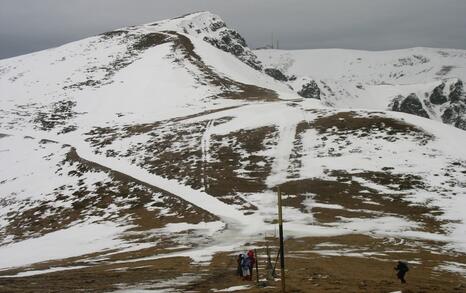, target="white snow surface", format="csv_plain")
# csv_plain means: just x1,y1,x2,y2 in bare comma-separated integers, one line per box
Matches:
212,285,252,292
0,222,127,269
255,48,466,113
